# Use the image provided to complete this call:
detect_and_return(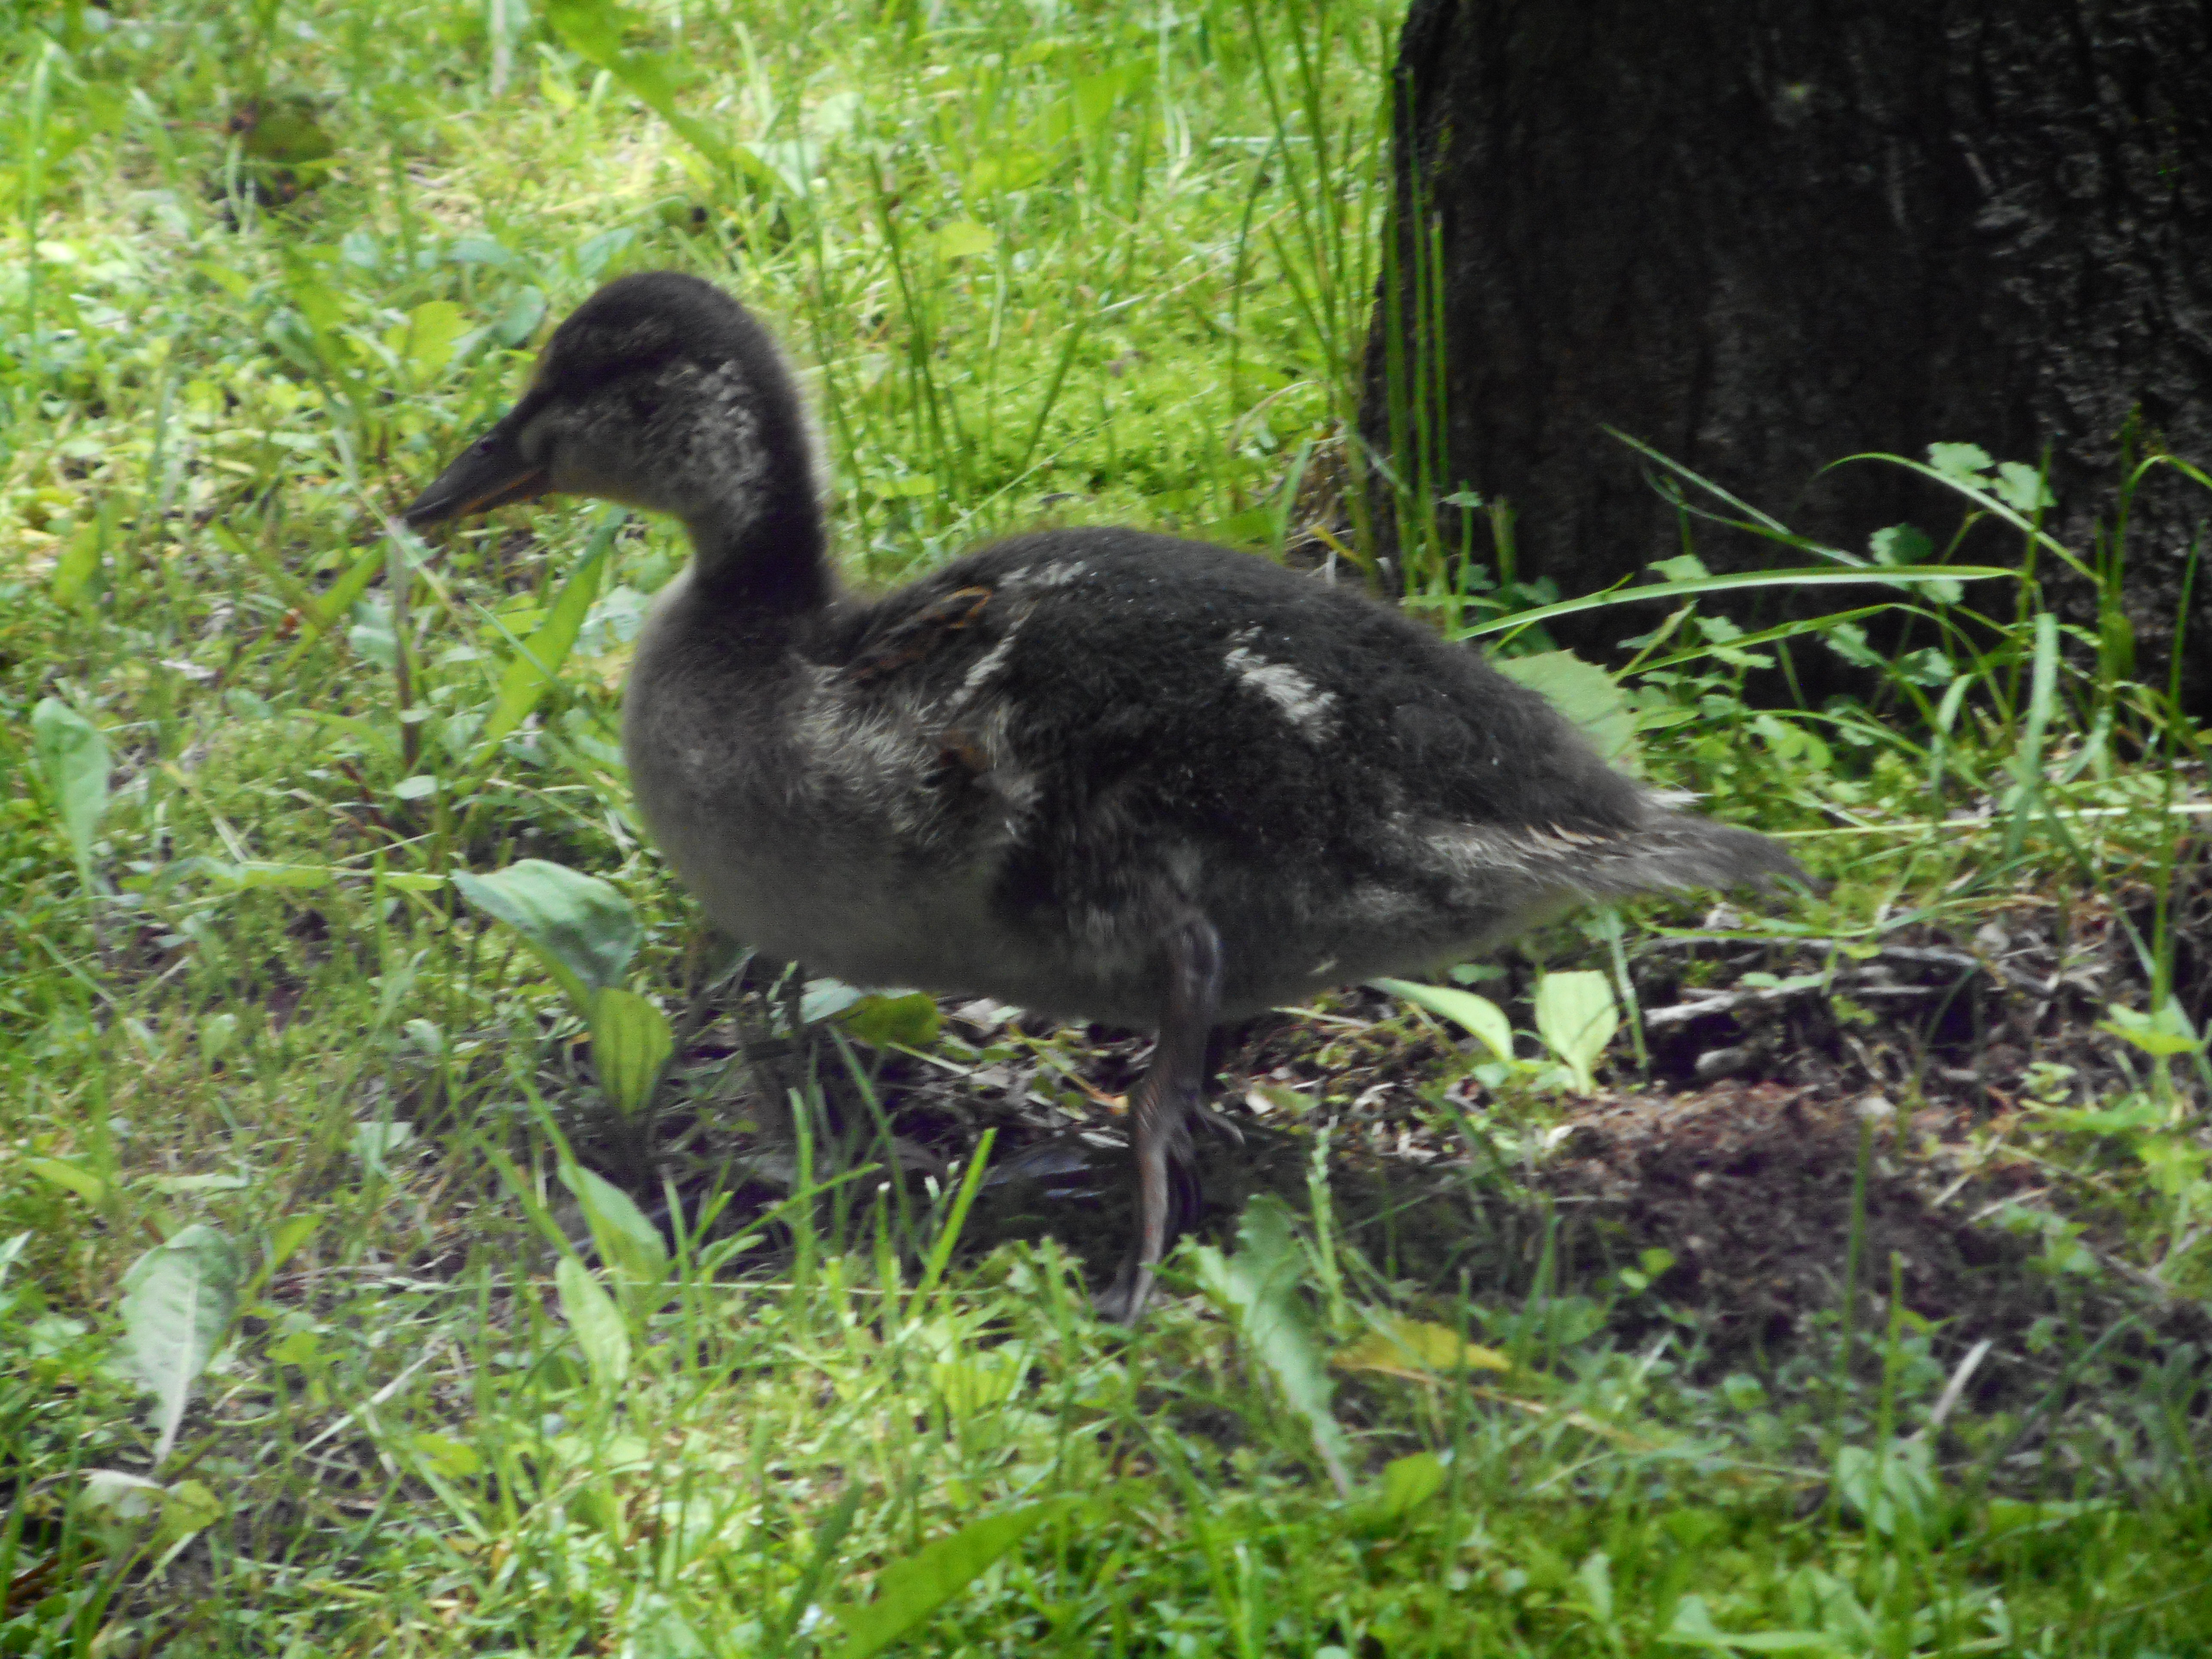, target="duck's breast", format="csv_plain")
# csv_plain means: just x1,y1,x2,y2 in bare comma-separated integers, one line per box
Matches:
622,569,1060,998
